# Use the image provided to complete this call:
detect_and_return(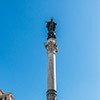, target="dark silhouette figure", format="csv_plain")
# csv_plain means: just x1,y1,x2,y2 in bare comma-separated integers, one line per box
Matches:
46,18,57,40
